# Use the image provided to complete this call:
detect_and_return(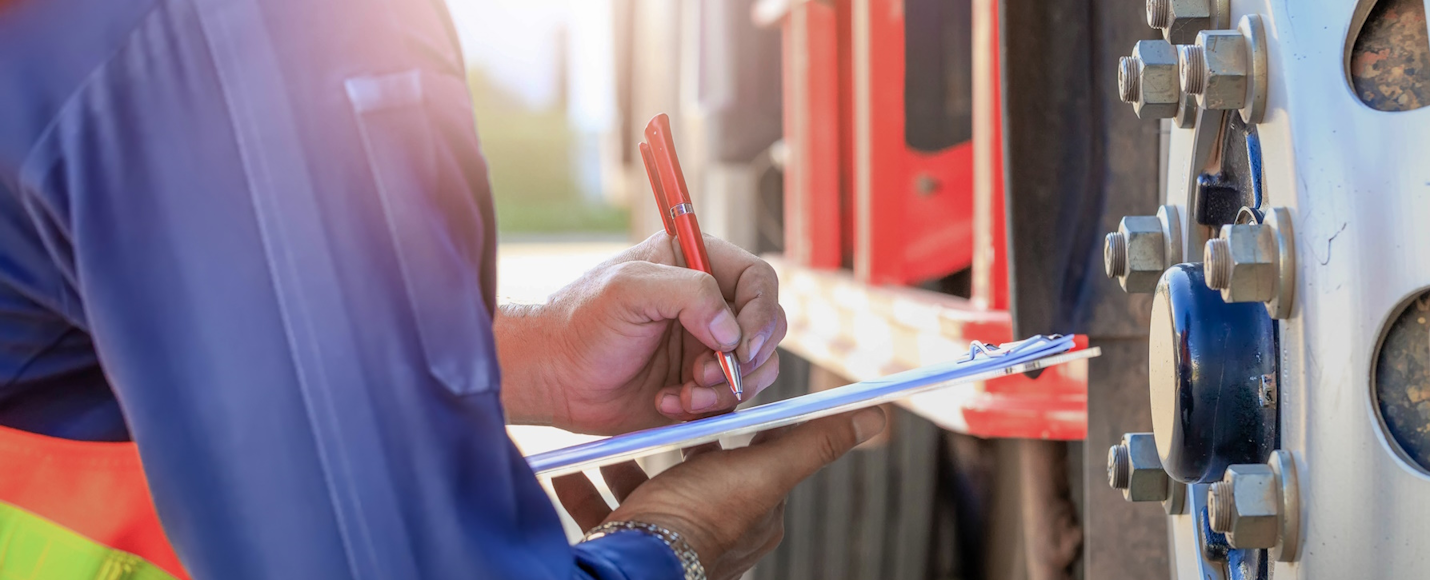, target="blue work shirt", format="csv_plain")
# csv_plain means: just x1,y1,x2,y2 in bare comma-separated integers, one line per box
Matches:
0,0,681,577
